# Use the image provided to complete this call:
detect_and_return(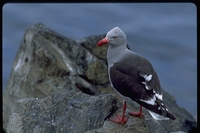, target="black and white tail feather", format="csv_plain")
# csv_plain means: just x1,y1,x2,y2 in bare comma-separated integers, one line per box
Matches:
138,69,175,120
137,97,176,120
